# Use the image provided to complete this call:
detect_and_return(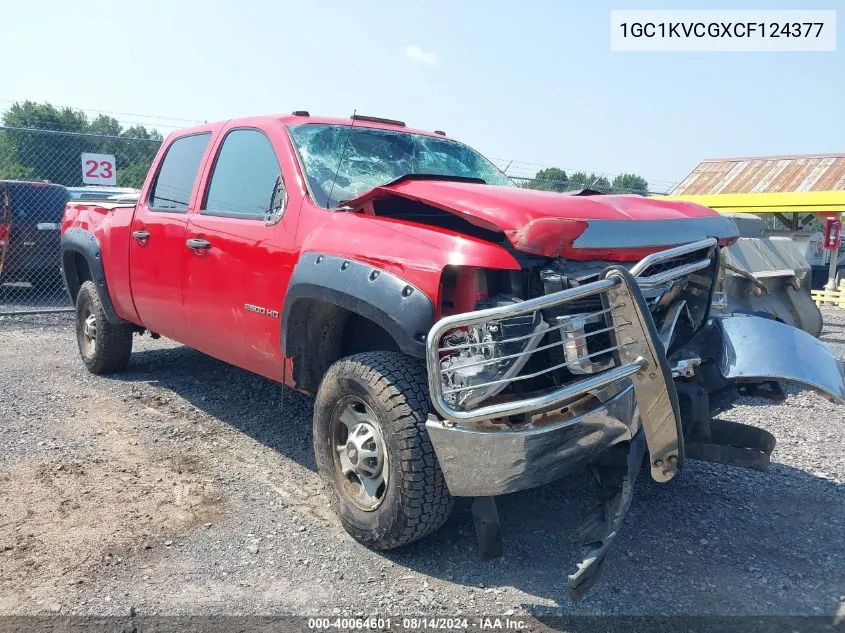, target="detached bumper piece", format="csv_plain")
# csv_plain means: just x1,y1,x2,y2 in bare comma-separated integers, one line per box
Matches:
568,431,646,600
675,378,777,471
686,419,776,471
715,314,845,404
